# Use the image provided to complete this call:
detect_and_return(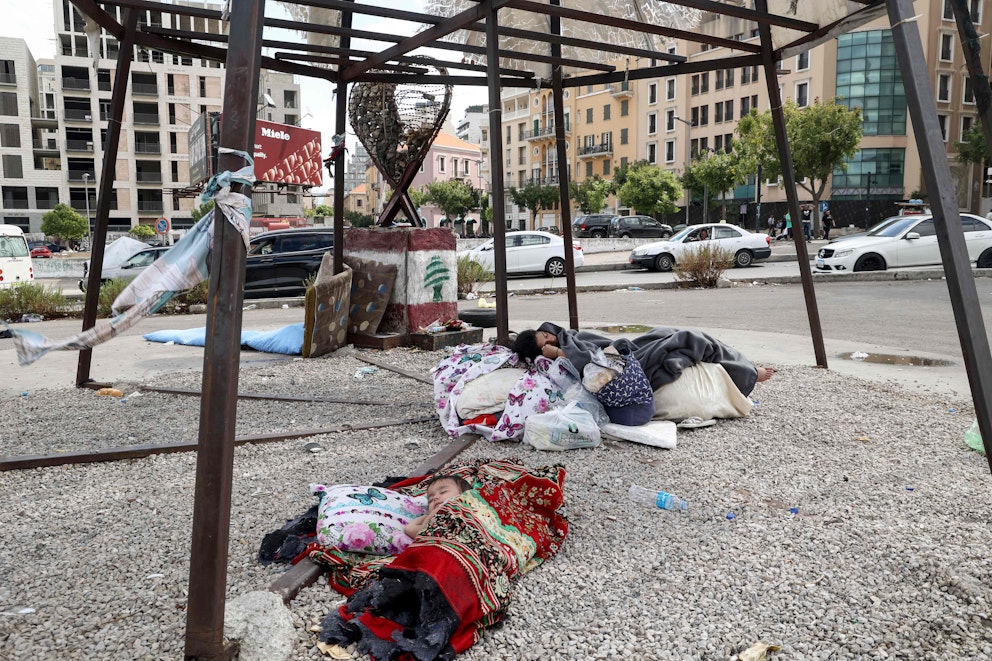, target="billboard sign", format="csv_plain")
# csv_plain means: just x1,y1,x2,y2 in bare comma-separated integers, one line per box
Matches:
253,120,322,187
187,112,212,187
